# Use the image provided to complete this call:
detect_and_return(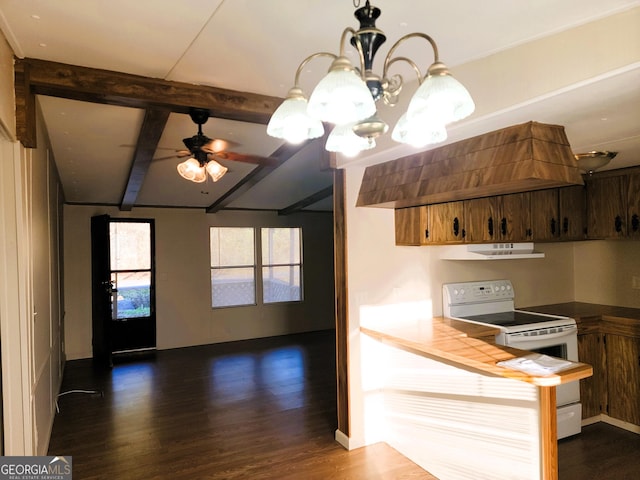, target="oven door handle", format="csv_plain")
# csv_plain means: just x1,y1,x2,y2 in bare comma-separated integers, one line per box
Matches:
510,328,576,342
